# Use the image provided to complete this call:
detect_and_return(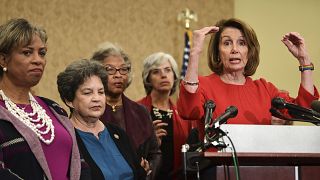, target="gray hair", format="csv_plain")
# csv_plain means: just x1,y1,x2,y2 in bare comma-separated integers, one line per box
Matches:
91,42,132,87
57,59,108,111
142,52,179,95
0,18,47,77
